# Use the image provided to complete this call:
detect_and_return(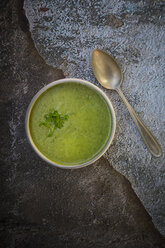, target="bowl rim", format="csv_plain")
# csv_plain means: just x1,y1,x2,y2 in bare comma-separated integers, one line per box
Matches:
25,78,116,169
